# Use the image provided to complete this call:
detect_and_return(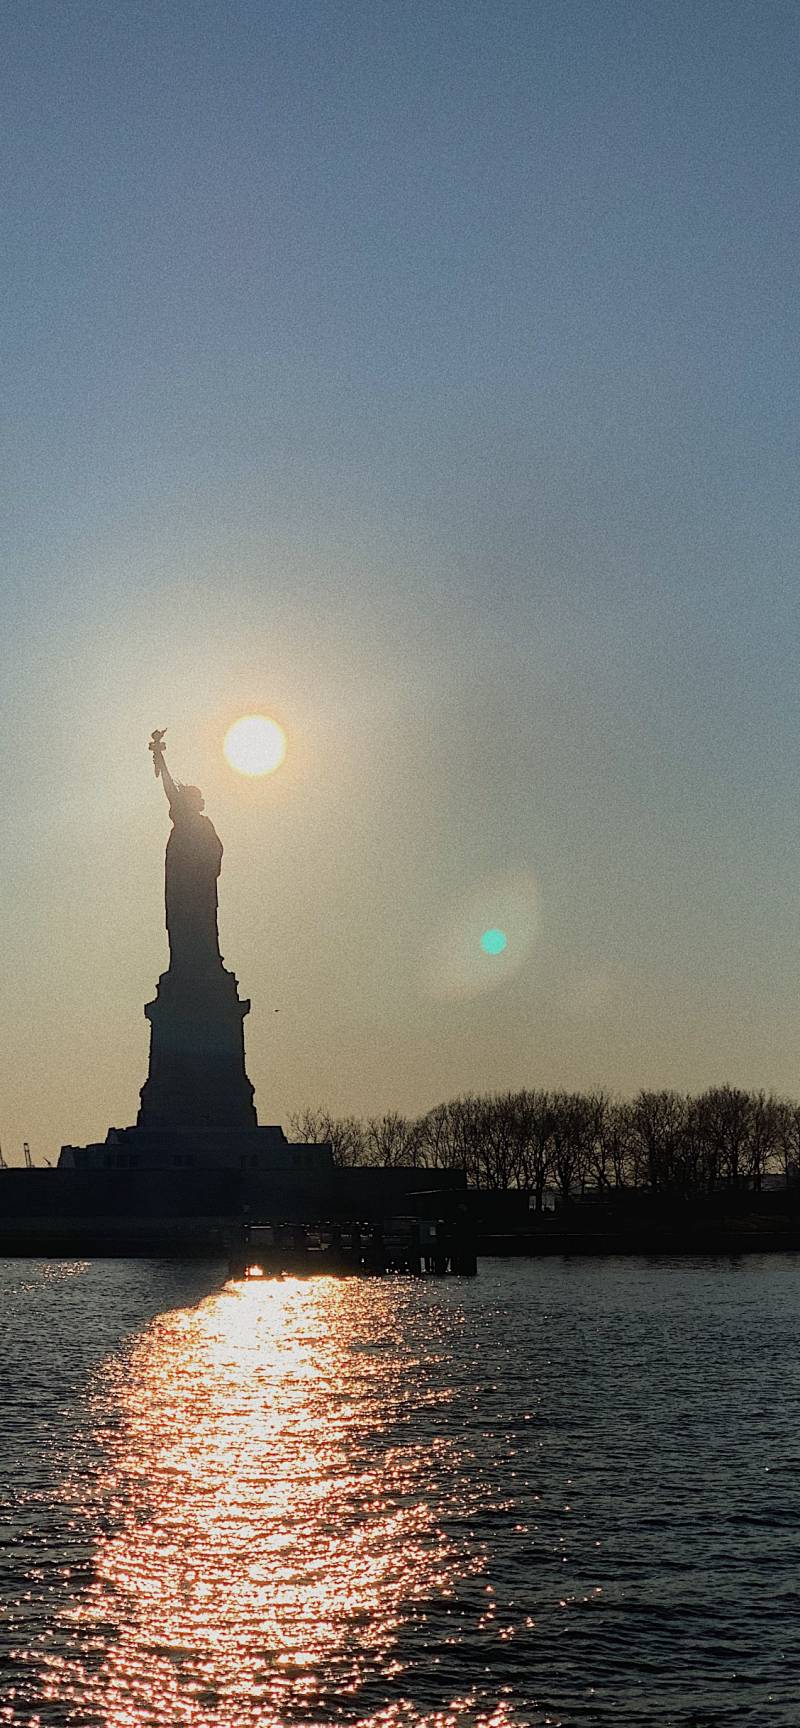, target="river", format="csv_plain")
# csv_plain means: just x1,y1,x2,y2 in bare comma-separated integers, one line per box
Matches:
1,1255,798,1726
